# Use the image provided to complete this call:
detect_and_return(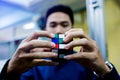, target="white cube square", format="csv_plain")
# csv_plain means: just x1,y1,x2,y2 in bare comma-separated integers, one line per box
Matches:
59,44,66,49
59,34,65,38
